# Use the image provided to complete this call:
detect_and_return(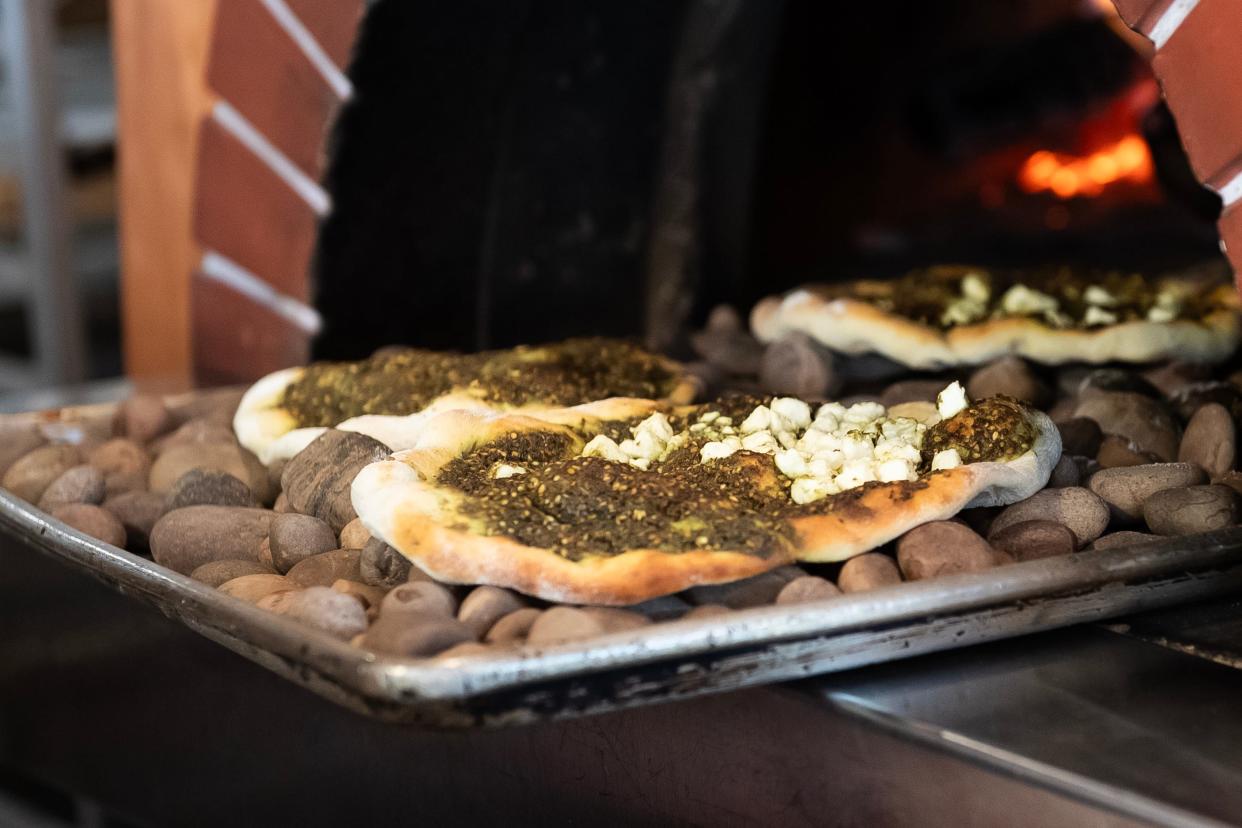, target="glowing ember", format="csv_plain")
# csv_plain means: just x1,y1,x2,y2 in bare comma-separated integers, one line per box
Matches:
1017,134,1153,199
